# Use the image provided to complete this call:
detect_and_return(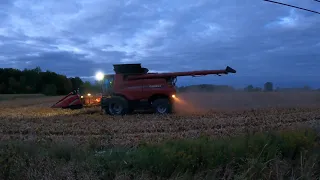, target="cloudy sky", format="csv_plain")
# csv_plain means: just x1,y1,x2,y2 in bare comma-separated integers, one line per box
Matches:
0,0,319,88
